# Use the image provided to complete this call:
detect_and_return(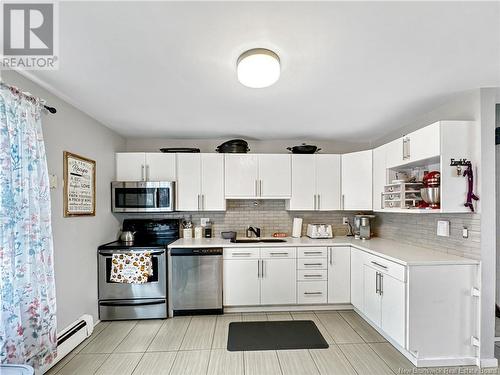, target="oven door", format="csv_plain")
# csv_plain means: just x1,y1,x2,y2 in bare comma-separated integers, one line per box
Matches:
98,249,166,300
111,181,175,213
